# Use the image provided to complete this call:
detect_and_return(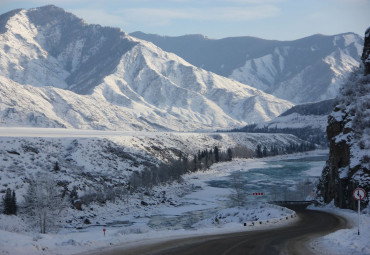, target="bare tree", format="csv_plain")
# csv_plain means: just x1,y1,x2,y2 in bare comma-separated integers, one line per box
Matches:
24,172,67,234
229,171,248,206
